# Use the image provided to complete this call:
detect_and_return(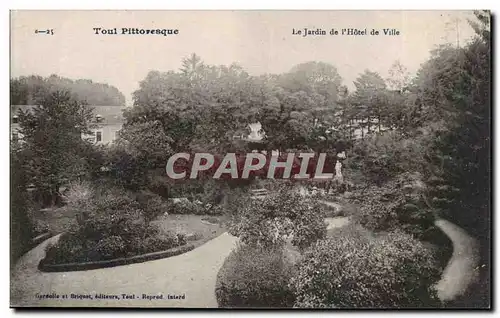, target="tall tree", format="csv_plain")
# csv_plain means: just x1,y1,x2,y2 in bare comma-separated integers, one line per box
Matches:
180,53,205,81
386,60,411,93
279,61,342,109
351,70,389,132
16,90,95,206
